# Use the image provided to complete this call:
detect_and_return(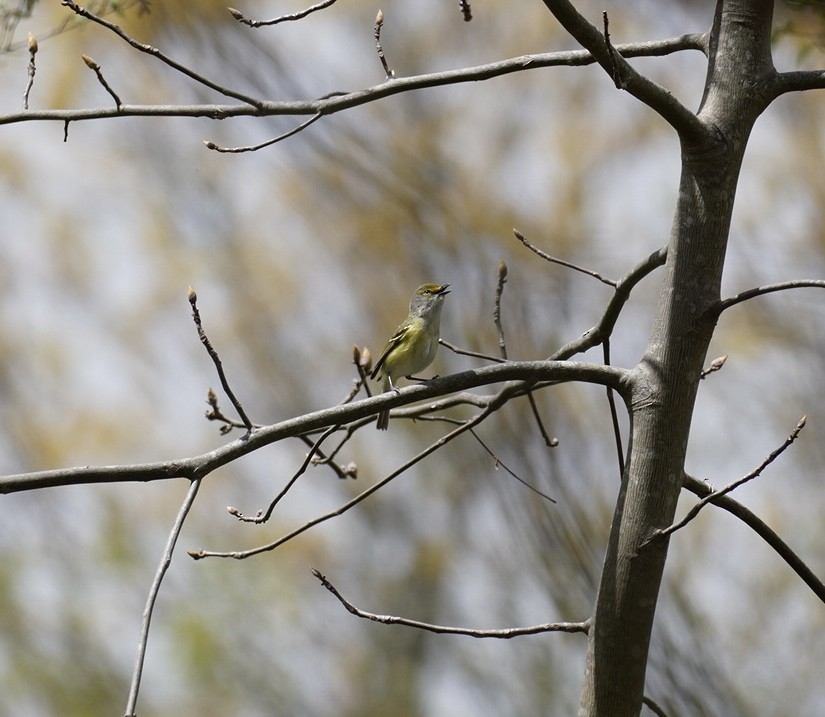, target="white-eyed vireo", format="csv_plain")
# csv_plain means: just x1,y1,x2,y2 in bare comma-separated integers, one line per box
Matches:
371,283,450,430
